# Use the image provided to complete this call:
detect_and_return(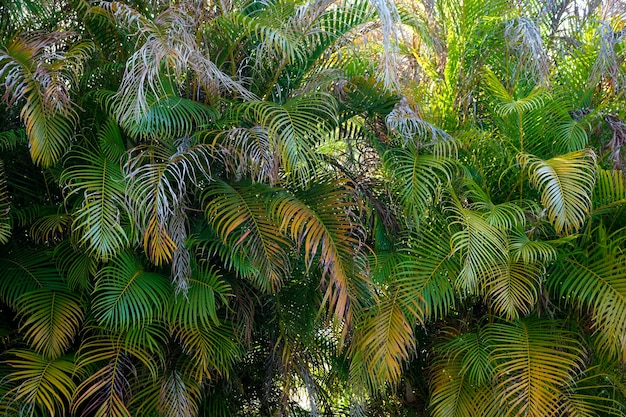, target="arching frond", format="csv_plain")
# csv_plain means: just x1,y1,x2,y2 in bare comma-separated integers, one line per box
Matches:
485,318,586,417
16,289,84,359
463,178,526,229
483,68,549,117
168,262,231,329
92,253,170,330
172,321,240,382
97,1,252,124
518,150,596,234
430,330,497,417
73,327,167,417
450,207,508,291
98,90,217,141
483,258,541,320
124,141,213,286
396,226,460,321
270,180,365,320
0,250,66,309
592,168,626,218
53,240,97,293
383,148,454,222
236,93,337,181
61,147,129,261
350,287,415,389
548,228,626,360
135,368,202,417
0,32,93,166
202,180,290,292
5,350,75,417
